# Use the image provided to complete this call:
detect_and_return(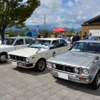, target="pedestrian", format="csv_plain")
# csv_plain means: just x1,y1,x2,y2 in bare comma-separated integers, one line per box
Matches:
50,33,55,38
70,33,75,43
72,32,80,44
44,32,48,38
88,33,94,40
37,34,41,38
83,32,88,40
